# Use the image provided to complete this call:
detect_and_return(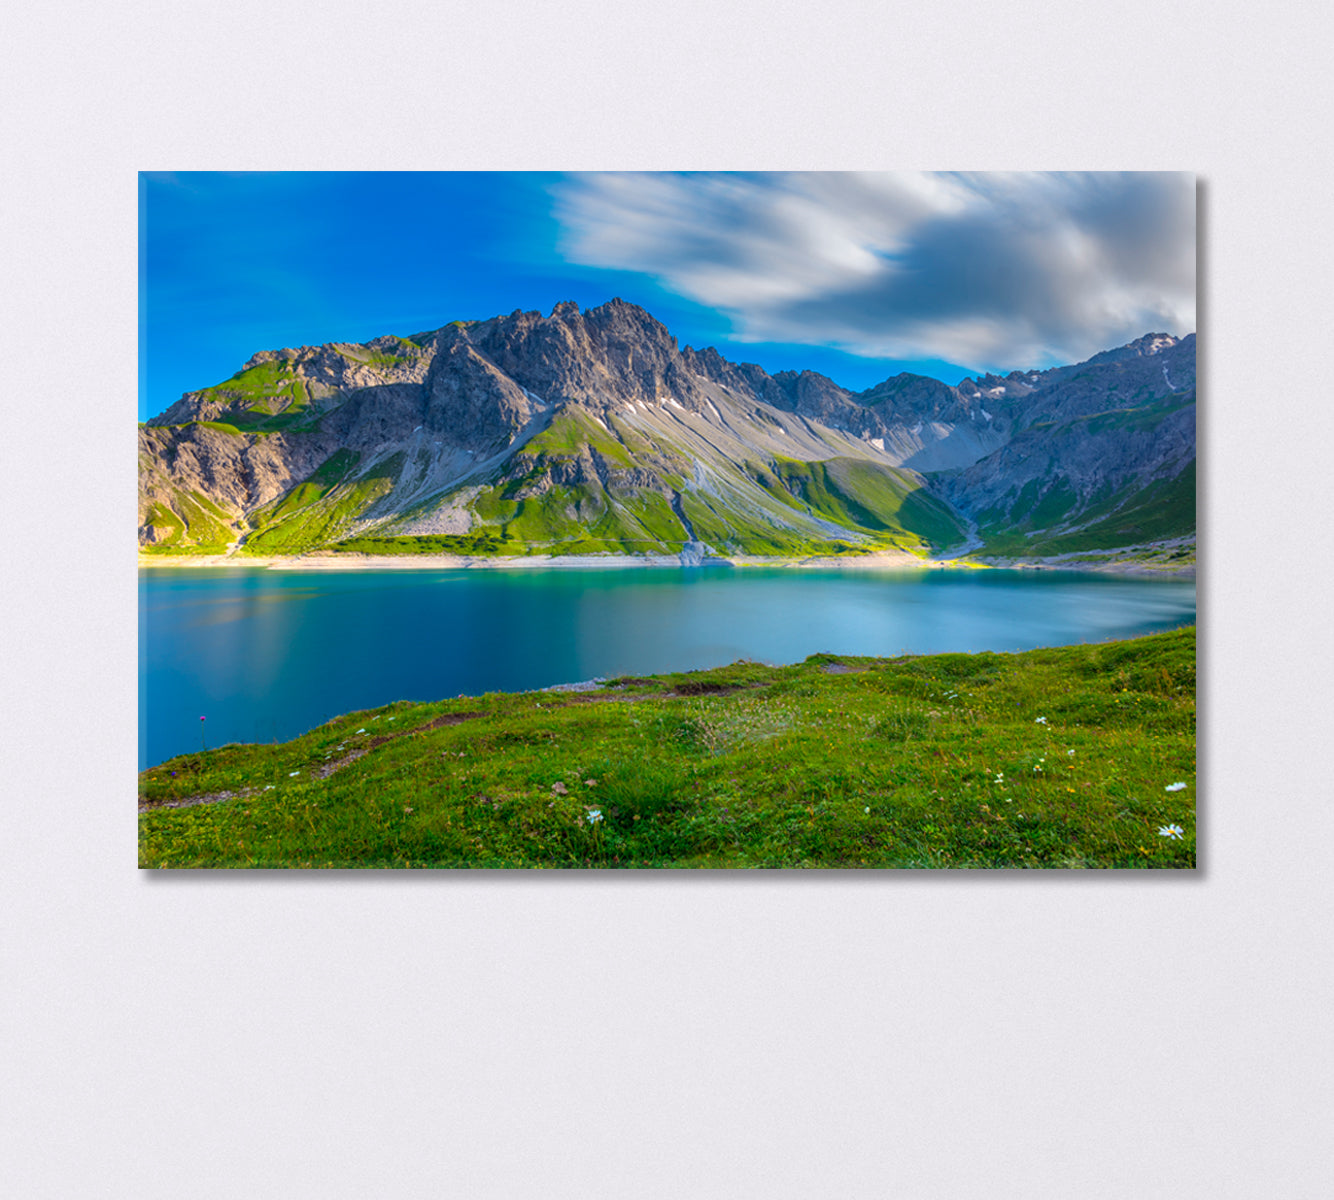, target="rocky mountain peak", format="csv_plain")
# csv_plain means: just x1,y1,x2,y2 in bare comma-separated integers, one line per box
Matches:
768,369,854,415
1082,332,1184,368
584,297,677,346
859,372,973,423
1129,332,1179,356
456,298,692,412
